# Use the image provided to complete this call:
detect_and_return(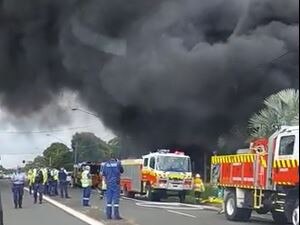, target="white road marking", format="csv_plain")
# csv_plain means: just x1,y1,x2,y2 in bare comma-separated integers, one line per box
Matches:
167,210,196,218
122,196,219,211
136,202,203,210
24,187,105,225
